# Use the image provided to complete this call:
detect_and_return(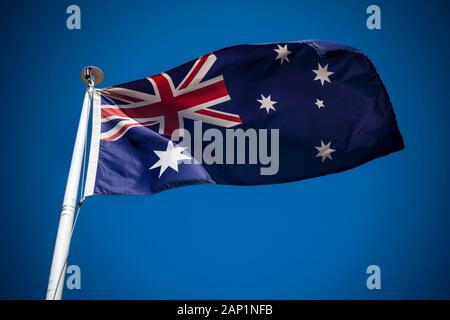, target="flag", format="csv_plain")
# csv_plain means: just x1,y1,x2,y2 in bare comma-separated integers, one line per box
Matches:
83,40,404,196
